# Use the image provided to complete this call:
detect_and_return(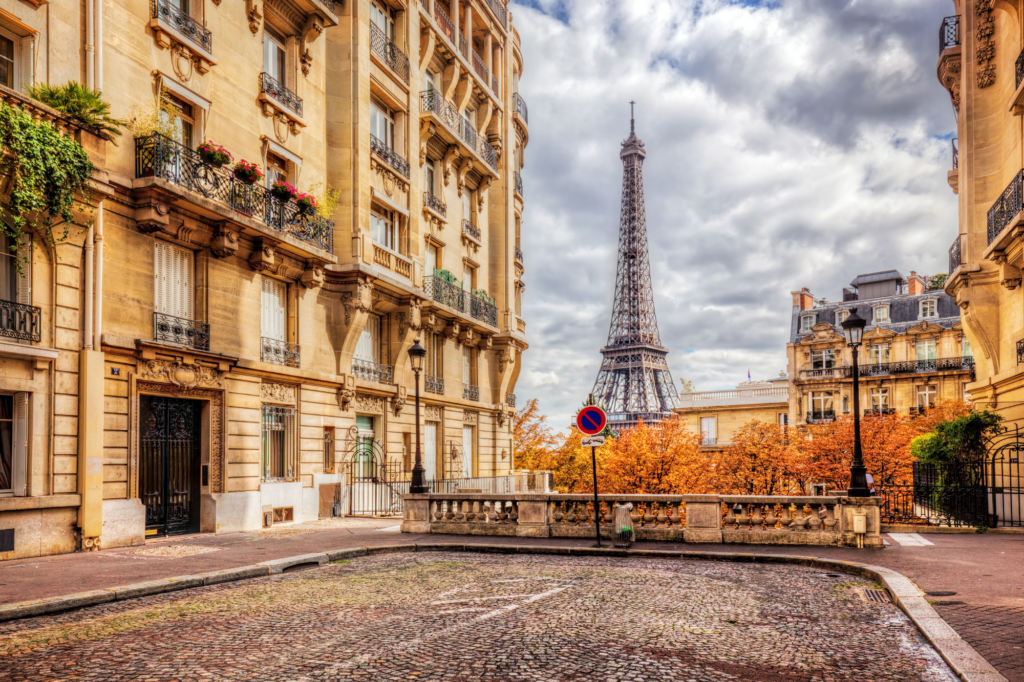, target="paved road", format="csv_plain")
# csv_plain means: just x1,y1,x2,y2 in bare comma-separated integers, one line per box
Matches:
0,552,958,681
0,521,1020,679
